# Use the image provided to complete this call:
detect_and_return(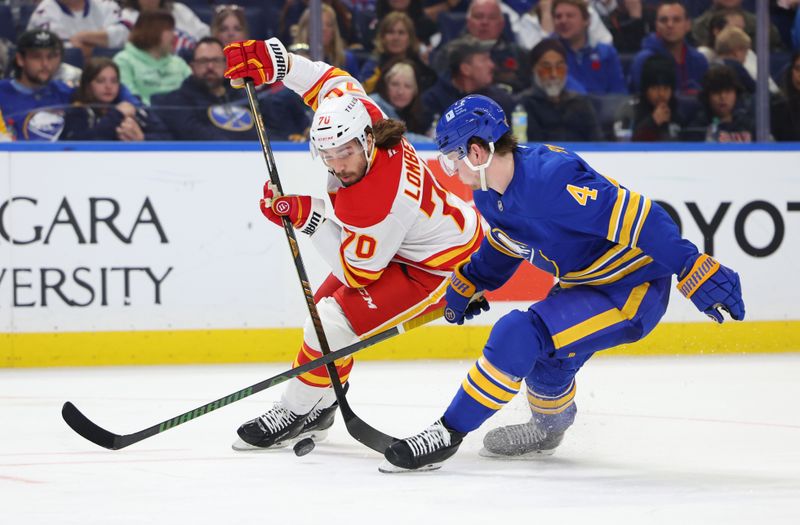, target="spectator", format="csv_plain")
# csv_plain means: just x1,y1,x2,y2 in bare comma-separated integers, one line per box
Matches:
359,0,439,51
211,5,249,47
359,12,436,92
629,0,708,96
605,0,657,53
61,57,169,140
463,0,528,92
514,0,613,51
372,58,433,140
422,35,515,119
280,0,355,46
771,51,800,140
0,30,73,140
692,0,783,51
687,64,754,142
113,1,210,54
26,0,121,60
516,38,602,141
113,10,191,105
552,0,626,94
151,37,309,141
715,24,780,95
294,3,360,75
423,0,470,23
615,54,684,141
